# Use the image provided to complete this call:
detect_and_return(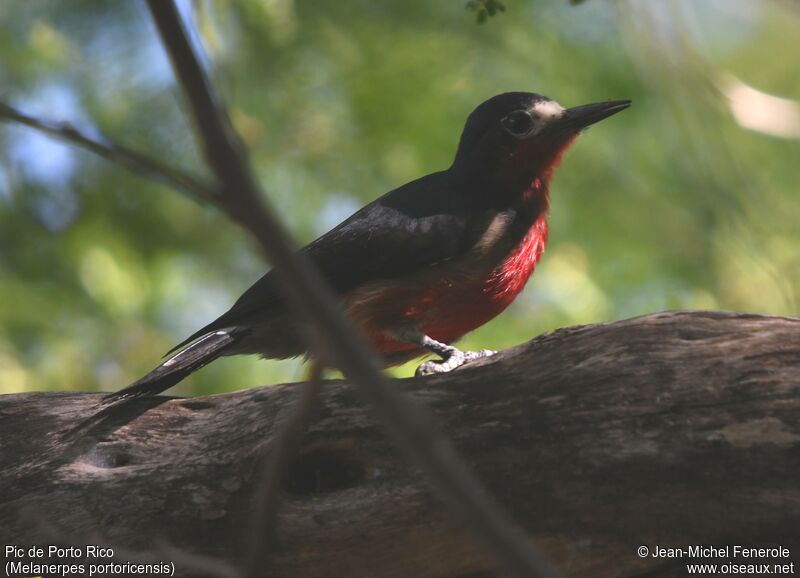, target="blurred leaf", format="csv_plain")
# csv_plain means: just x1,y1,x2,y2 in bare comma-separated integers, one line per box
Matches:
465,0,506,24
